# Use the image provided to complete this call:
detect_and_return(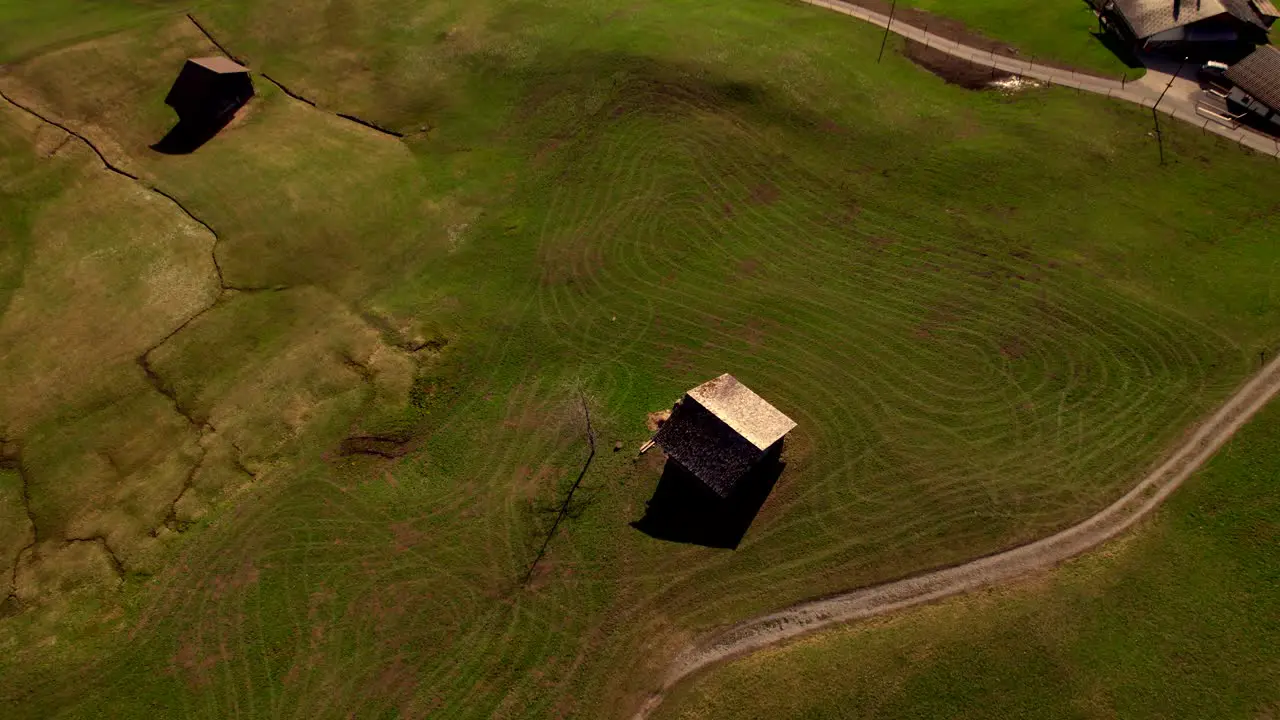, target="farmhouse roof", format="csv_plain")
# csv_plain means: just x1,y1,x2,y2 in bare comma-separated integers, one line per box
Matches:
190,56,249,74
652,375,796,498
1109,0,1273,39
686,374,796,450
1227,45,1280,109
